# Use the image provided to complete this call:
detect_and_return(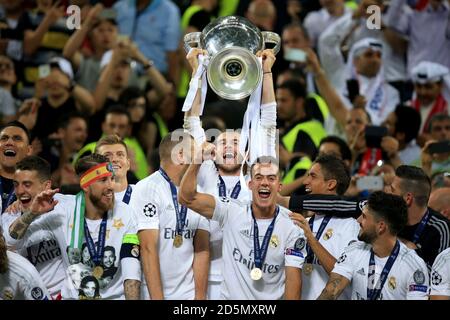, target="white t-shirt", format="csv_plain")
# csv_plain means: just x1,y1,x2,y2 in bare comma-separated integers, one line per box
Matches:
2,193,69,298
332,241,429,300
130,170,210,300
302,214,360,300
10,194,141,300
197,160,251,282
0,251,50,300
430,247,450,297
213,197,306,300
